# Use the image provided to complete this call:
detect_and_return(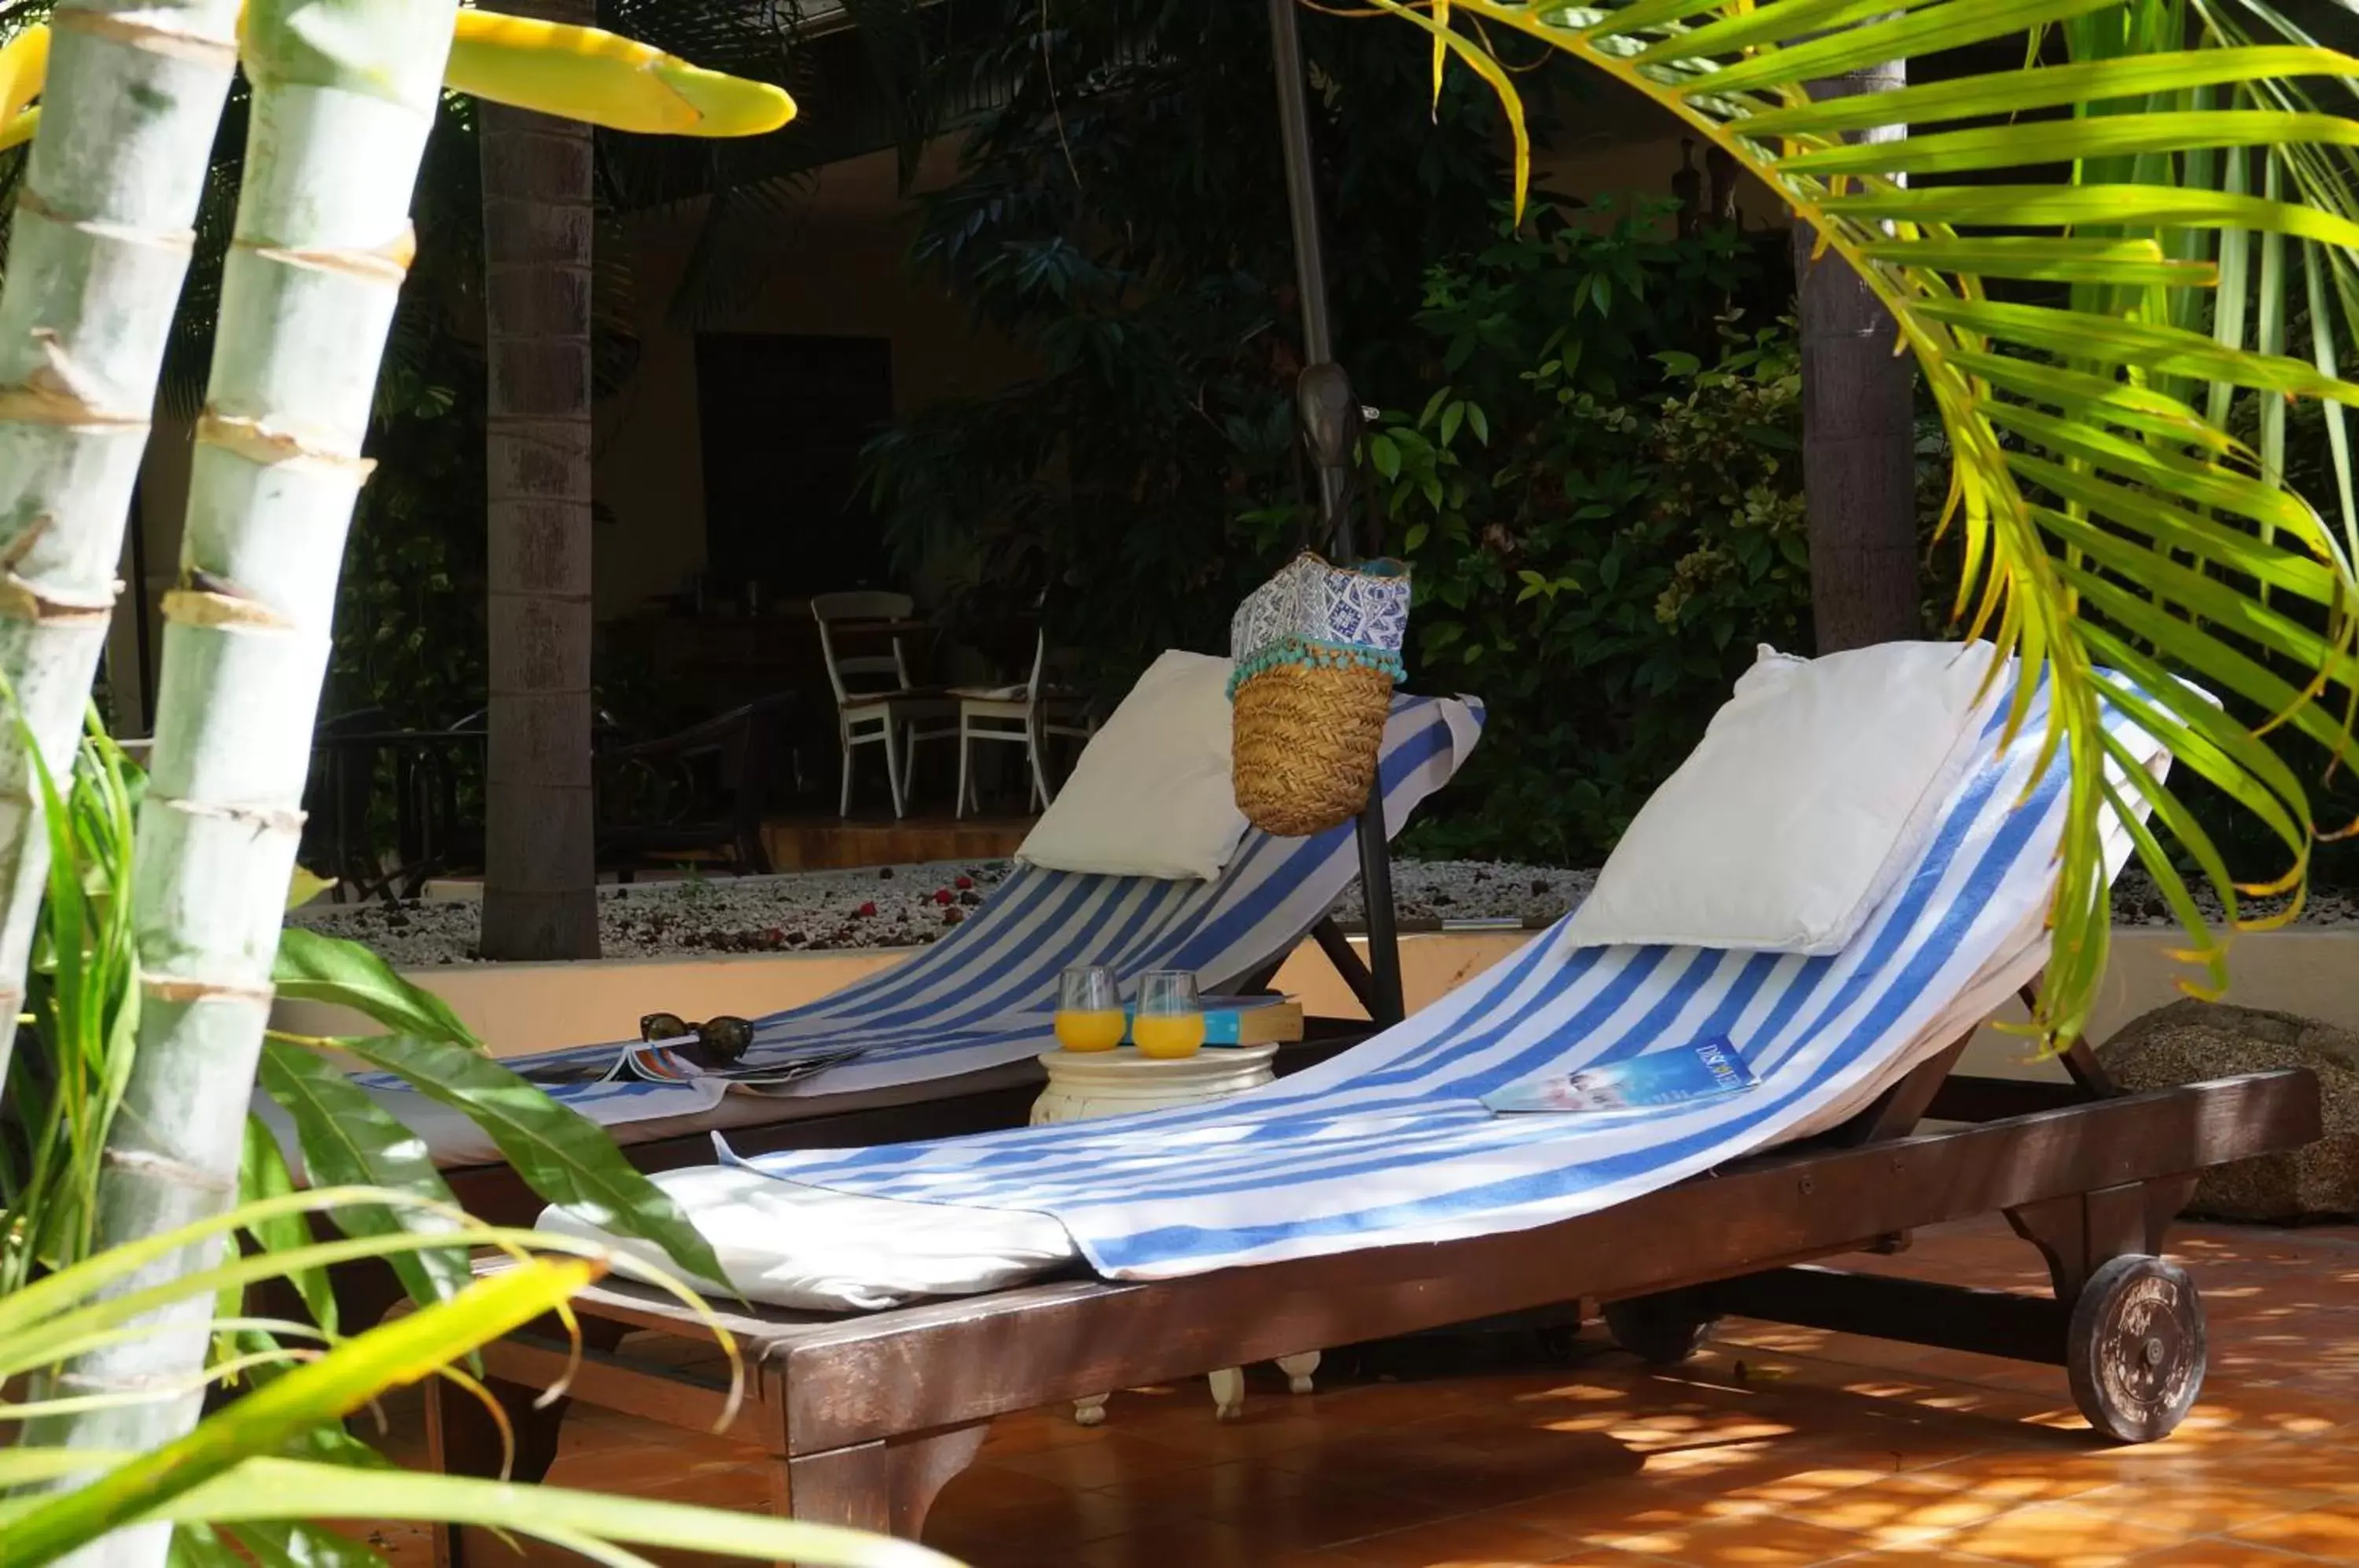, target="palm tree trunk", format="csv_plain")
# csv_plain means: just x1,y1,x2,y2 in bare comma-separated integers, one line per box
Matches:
477,0,601,962
35,6,462,1560
1794,59,1921,653
0,0,241,1092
